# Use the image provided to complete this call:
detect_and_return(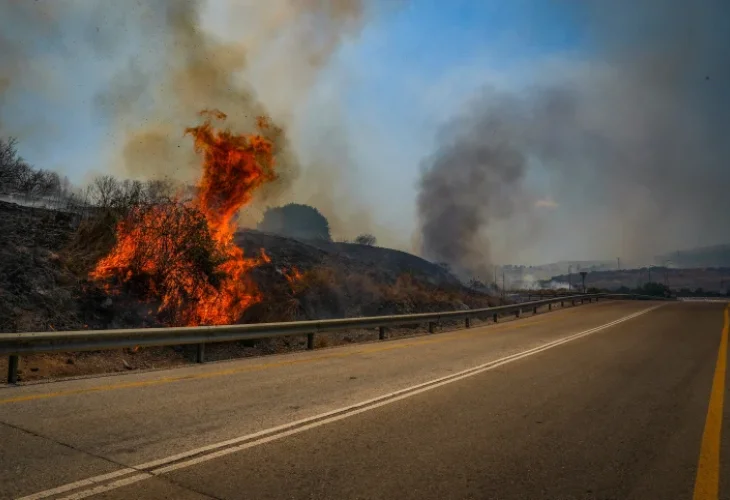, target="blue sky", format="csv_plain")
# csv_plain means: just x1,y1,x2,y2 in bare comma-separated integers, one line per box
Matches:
2,0,592,260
